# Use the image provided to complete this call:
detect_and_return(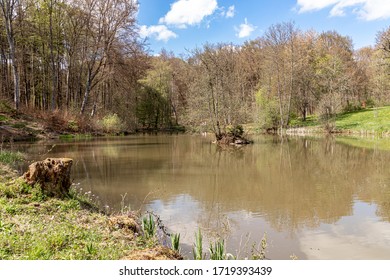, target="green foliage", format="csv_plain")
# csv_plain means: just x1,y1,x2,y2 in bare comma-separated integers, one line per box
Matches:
142,214,156,239
67,120,79,132
0,182,20,198
209,239,226,260
0,150,24,165
170,233,181,252
0,115,8,122
192,228,203,260
227,125,244,138
289,115,320,127
365,98,376,108
255,87,280,129
21,183,47,202
101,113,123,133
136,86,172,130
343,102,363,113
